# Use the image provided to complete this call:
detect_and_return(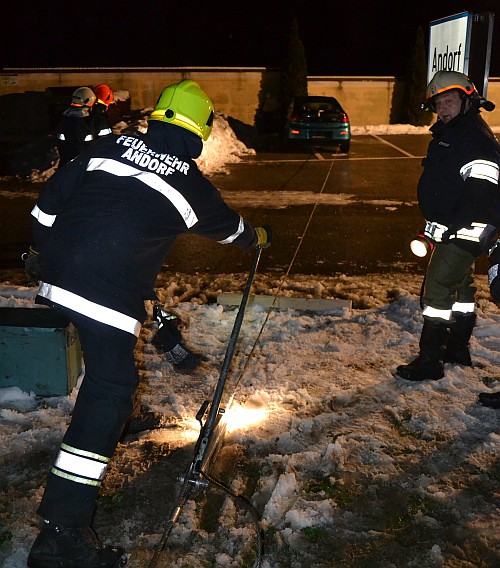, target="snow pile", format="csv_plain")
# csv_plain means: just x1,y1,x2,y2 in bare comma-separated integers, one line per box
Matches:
1,272,499,567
